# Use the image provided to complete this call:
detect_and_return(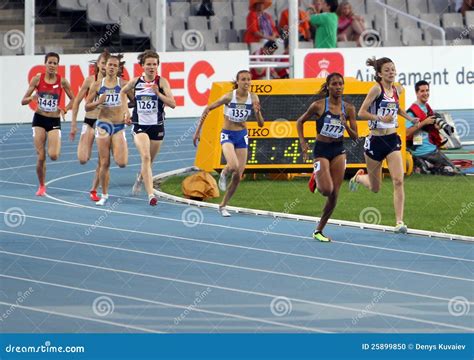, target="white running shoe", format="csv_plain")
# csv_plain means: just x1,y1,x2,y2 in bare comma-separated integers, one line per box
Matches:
132,173,142,196
394,221,408,234
96,194,109,206
218,171,228,192
219,206,231,217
